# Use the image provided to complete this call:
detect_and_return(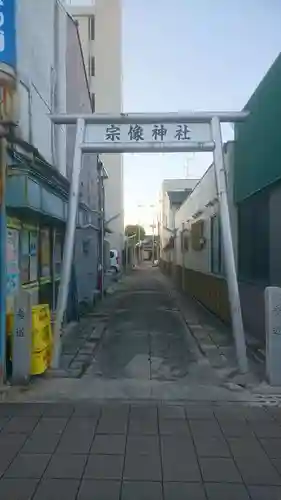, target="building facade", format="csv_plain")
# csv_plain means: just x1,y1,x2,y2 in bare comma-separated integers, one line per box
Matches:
160,53,281,347
159,178,199,261
5,0,100,326
233,52,281,343
160,144,235,324
67,0,124,257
